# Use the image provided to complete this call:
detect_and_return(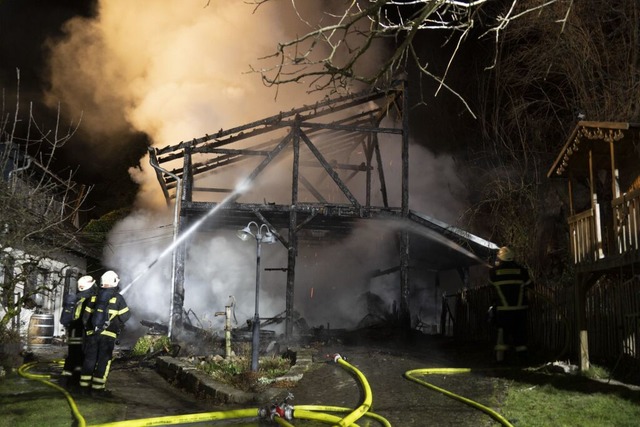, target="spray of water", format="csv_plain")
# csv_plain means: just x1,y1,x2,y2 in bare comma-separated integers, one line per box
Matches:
120,178,251,295
399,218,495,268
